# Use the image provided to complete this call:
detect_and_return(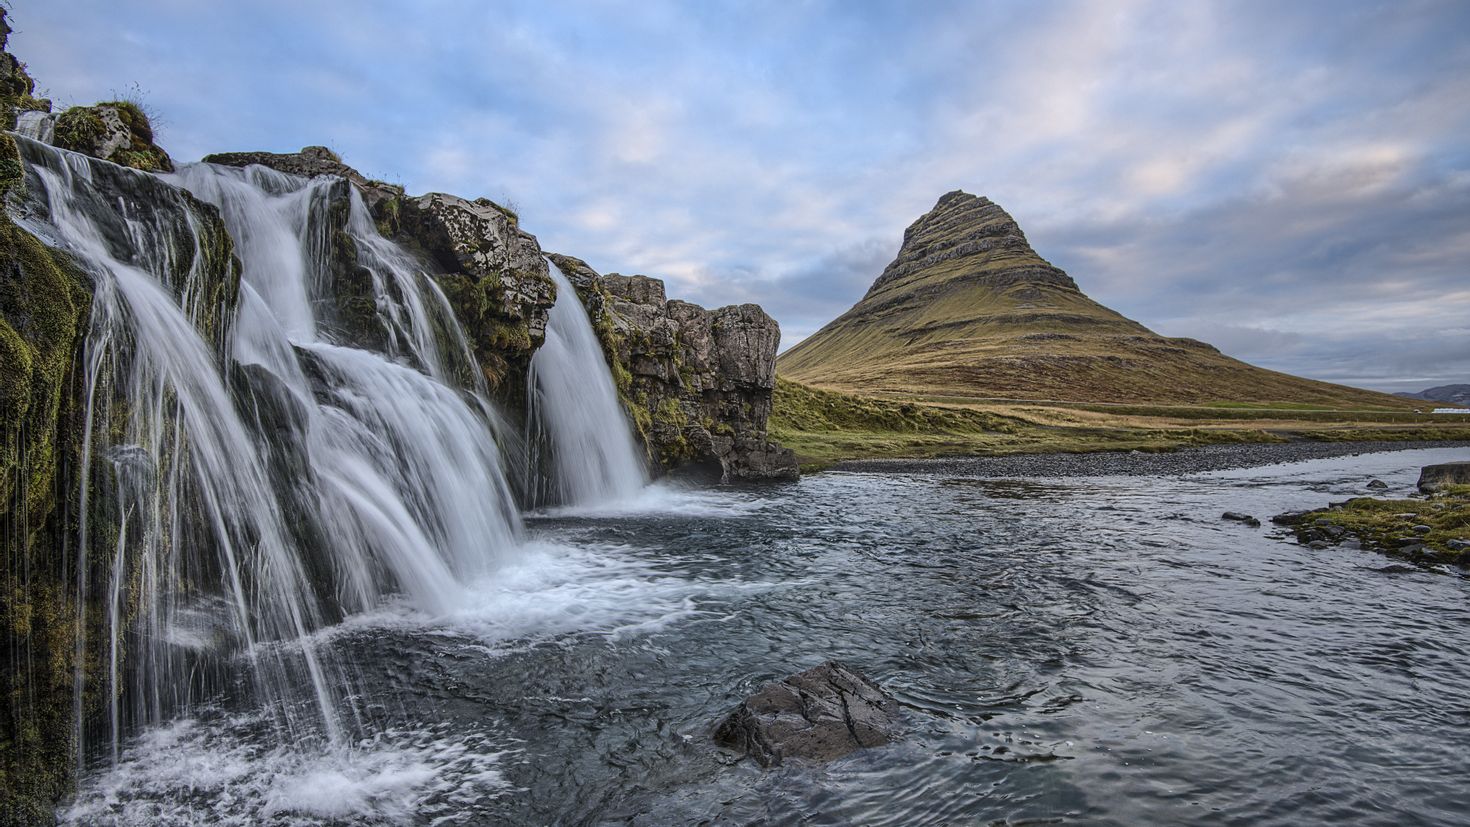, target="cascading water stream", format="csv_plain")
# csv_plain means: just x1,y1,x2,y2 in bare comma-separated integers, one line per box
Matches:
15,109,56,143
527,261,649,506
11,135,527,769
